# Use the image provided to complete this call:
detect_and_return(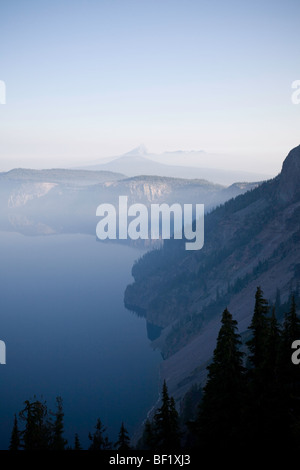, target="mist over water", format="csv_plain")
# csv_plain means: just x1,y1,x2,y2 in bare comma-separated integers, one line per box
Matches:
0,232,161,449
